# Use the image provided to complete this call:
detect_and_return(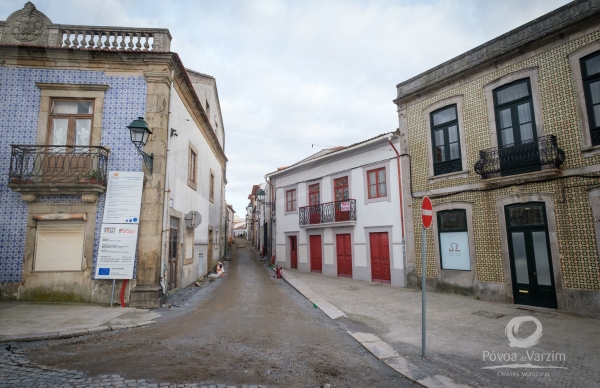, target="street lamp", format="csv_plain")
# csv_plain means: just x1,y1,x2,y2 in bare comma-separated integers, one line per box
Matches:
257,188,274,207
127,117,153,173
